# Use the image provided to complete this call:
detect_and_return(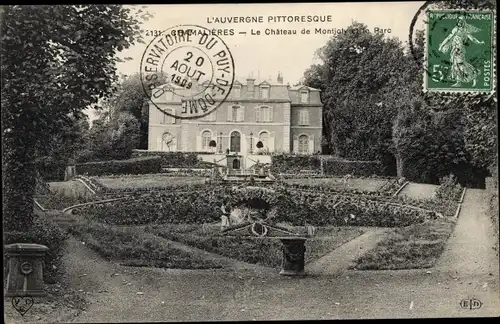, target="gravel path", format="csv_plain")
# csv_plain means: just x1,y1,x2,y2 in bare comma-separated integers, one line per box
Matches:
307,228,389,275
